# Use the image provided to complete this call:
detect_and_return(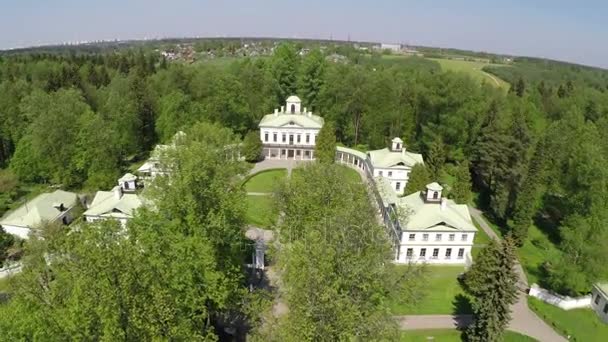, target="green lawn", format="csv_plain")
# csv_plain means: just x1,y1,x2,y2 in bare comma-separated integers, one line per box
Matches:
401,329,537,341
472,219,492,246
517,224,562,286
243,169,287,193
528,297,608,342
390,266,471,315
245,195,277,228
429,58,510,89
337,165,363,184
